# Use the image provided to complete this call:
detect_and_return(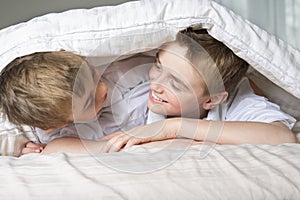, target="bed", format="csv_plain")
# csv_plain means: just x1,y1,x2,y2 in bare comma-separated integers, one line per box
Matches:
0,0,300,199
